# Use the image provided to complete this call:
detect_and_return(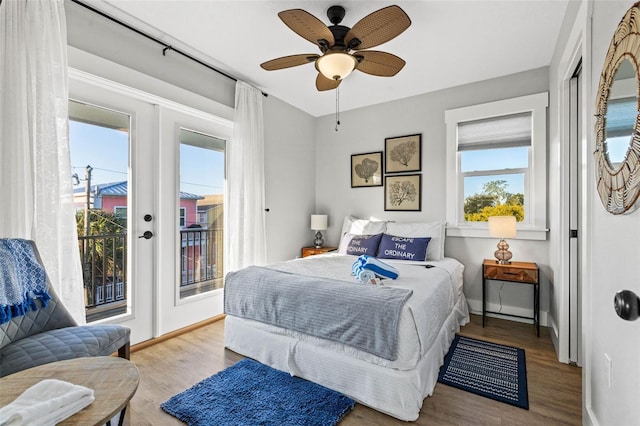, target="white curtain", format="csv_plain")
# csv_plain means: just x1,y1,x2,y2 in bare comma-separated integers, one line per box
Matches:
227,81,267,271
0,0,85,323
